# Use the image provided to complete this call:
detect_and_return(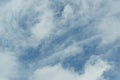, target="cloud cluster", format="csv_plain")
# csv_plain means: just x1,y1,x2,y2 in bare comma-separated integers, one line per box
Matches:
30,56,110,80
0,0,120,80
